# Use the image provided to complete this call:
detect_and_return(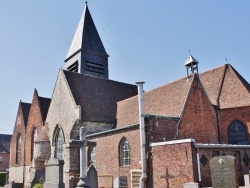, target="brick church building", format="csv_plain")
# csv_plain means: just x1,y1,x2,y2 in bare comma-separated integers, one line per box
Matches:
8,3,250,188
